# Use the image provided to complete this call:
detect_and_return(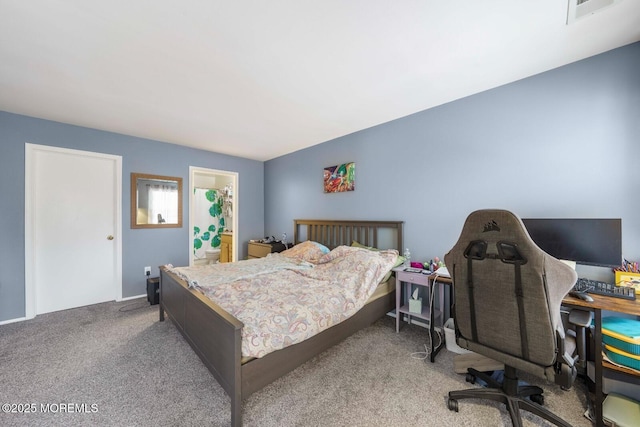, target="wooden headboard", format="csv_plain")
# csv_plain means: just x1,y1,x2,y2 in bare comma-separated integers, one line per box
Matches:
293,219,404,251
